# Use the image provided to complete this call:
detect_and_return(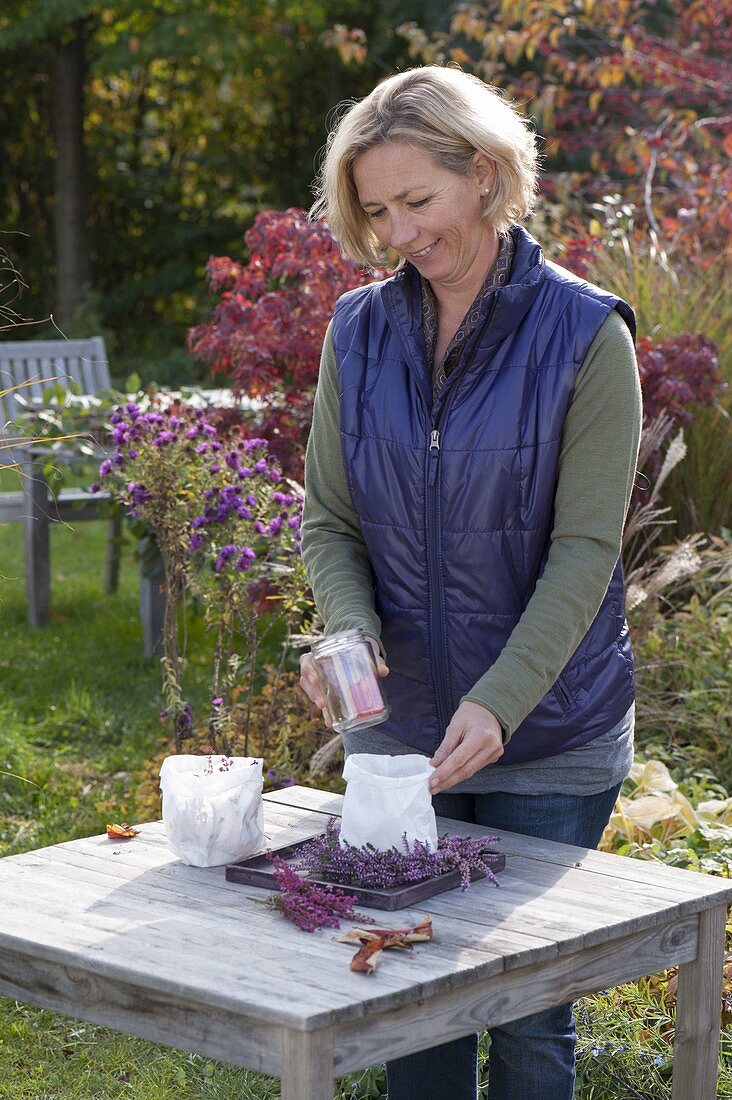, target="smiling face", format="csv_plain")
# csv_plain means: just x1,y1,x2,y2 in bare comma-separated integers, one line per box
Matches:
352,141,497,299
